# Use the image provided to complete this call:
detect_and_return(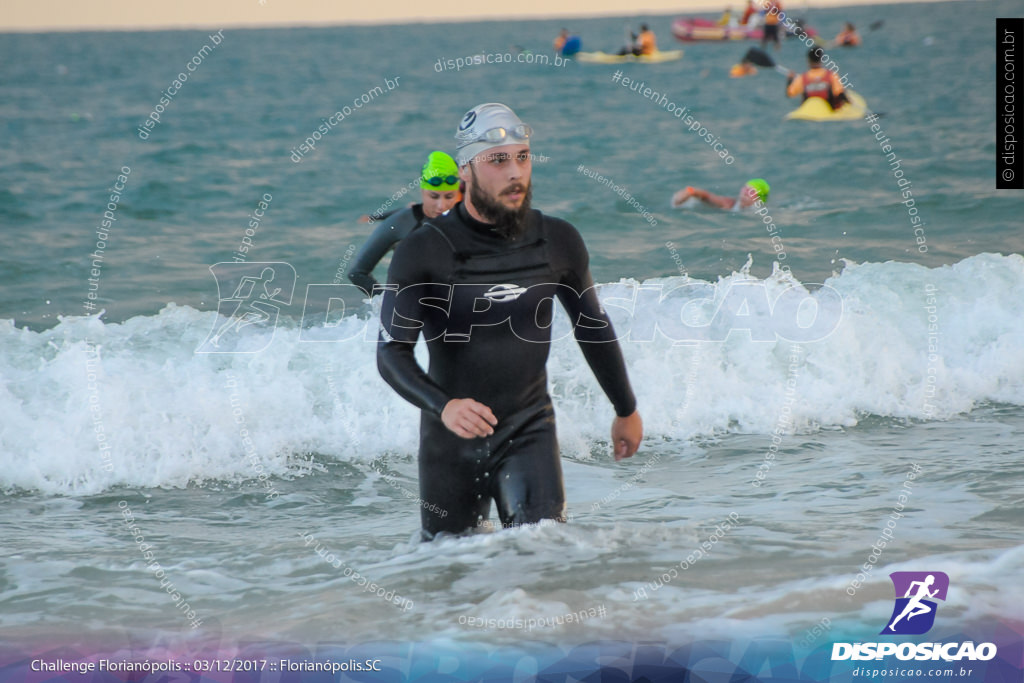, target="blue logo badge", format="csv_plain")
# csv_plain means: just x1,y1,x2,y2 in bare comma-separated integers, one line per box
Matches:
881,571,949,635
